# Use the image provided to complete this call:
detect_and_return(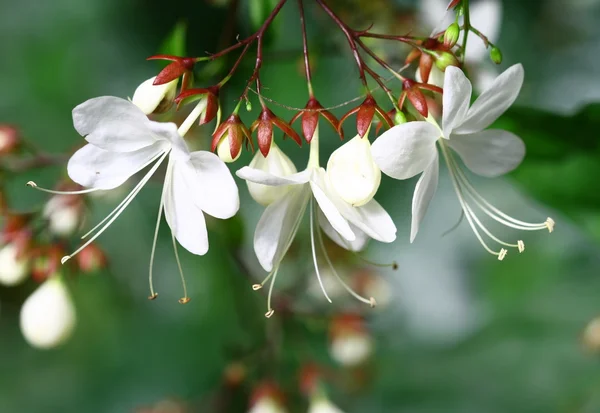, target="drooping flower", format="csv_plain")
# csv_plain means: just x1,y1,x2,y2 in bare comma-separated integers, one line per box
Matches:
246,143,298,206
237,127,396,316
326,134,381,207
372,64,553,259
20,276,76,349
29,96,239,301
